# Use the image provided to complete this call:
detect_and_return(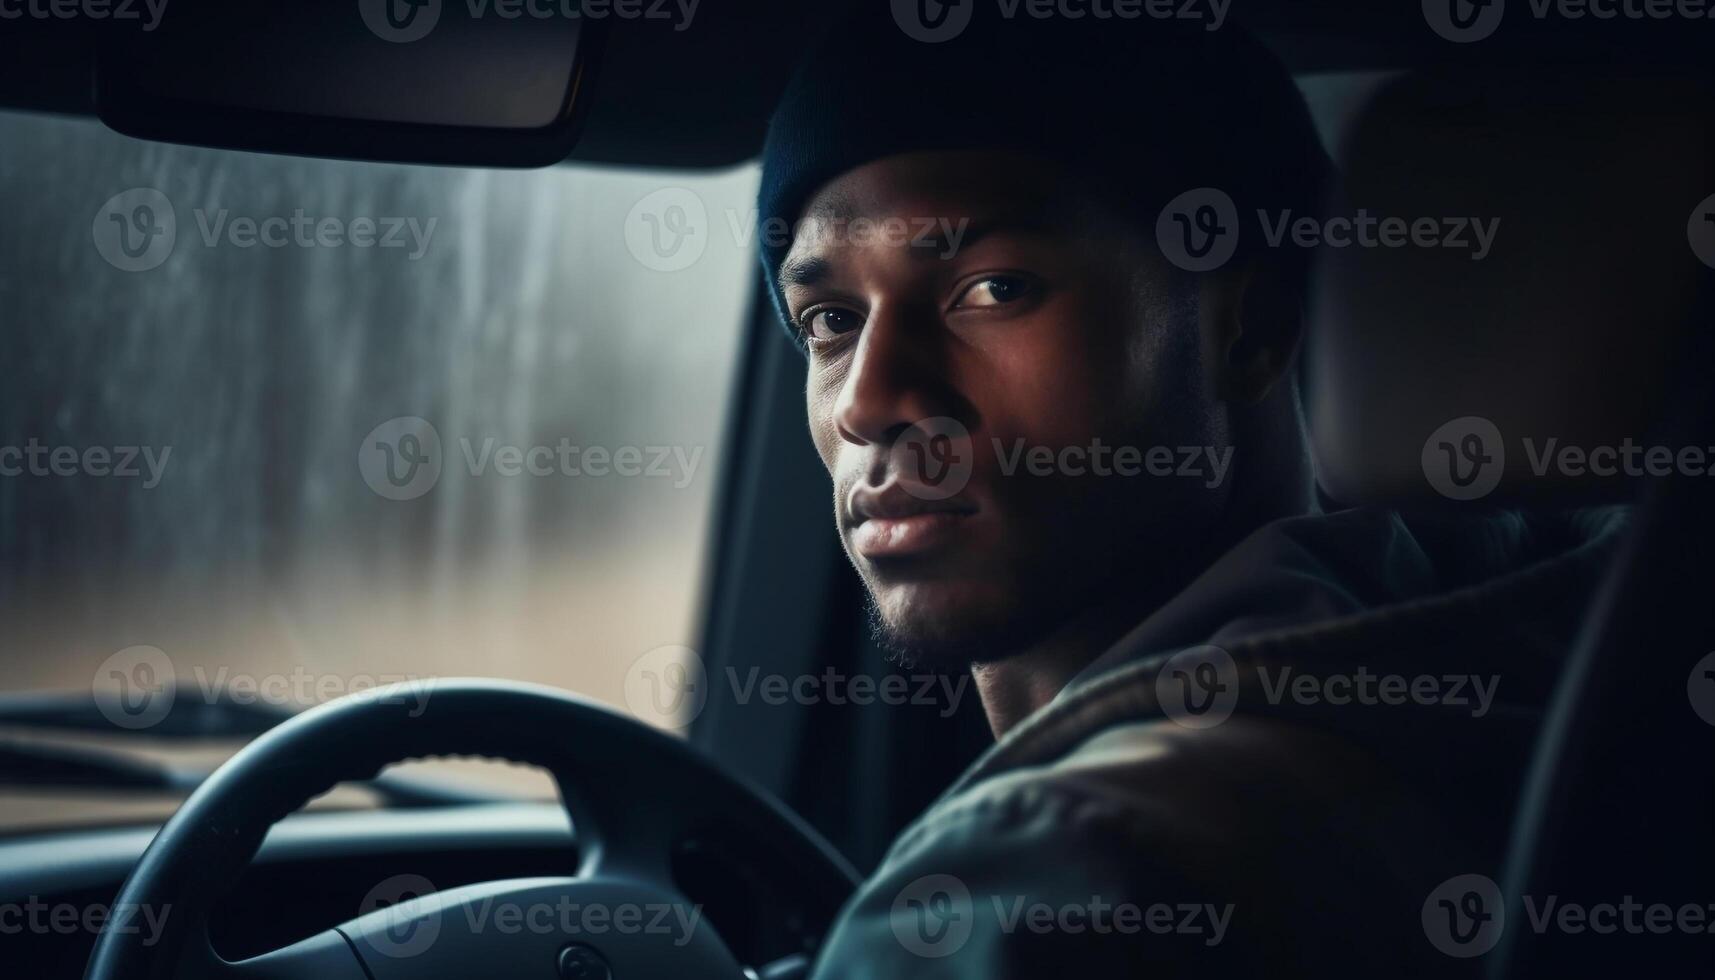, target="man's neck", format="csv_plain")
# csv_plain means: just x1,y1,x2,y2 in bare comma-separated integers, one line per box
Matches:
969,579,1170,738
969,405,1316,739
